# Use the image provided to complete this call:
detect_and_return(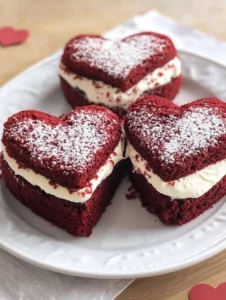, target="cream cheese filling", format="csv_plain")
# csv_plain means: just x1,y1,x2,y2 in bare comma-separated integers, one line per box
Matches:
2,141,124,203
127,143,226,199
59,56,181,110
